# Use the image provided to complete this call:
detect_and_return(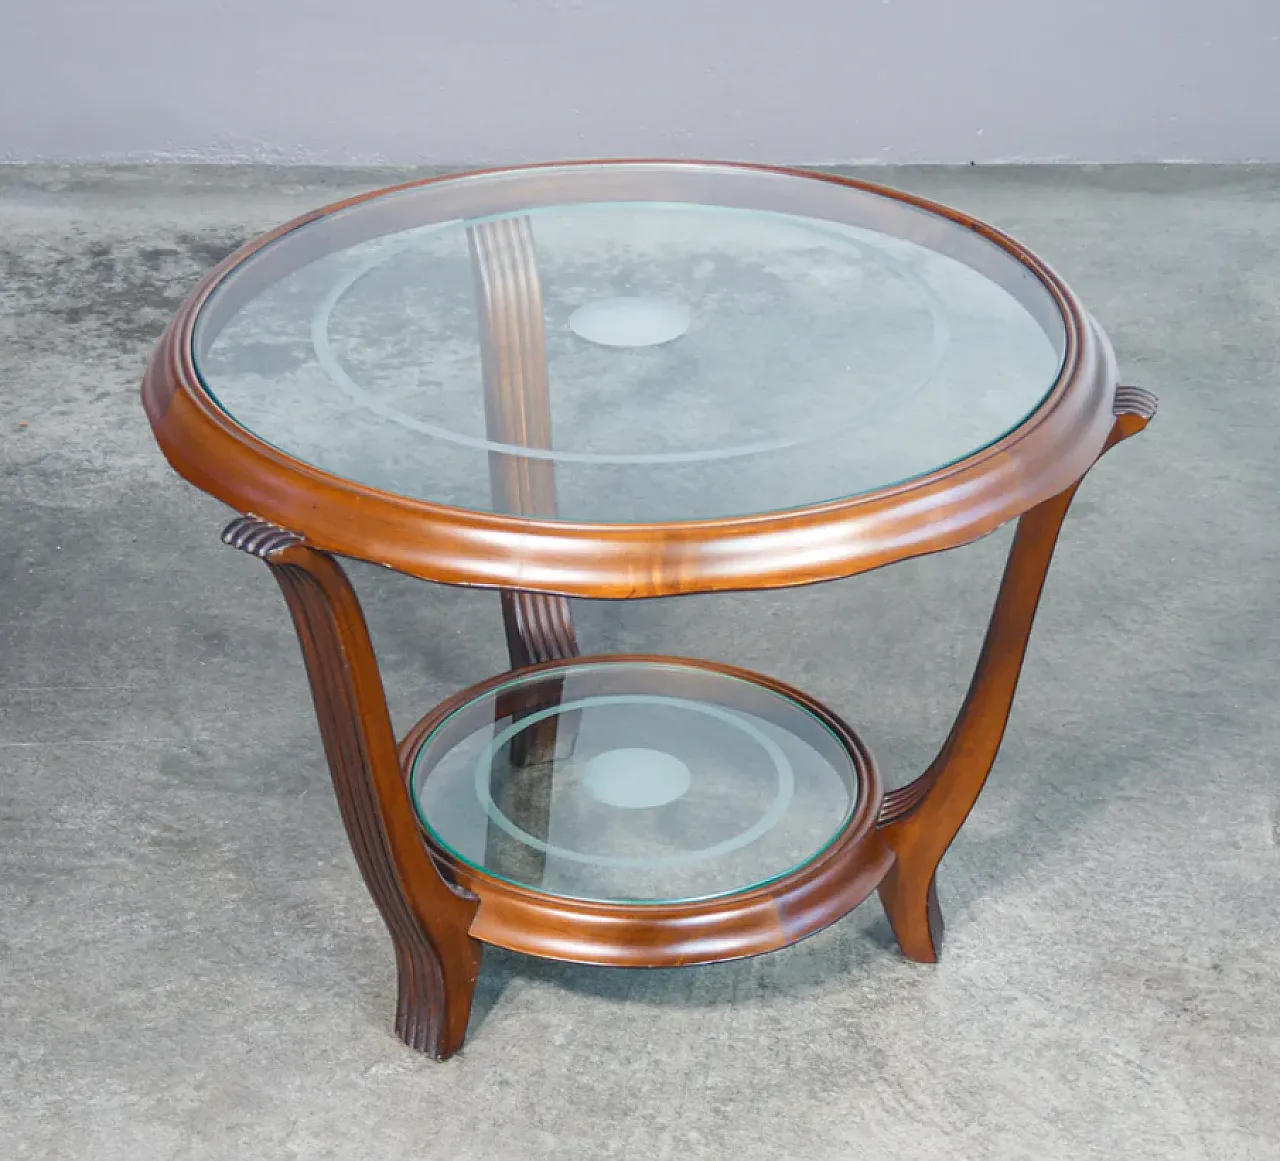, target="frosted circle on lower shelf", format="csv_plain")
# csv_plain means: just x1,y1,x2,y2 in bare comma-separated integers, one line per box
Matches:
568,296,691,348
581,747,694,809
